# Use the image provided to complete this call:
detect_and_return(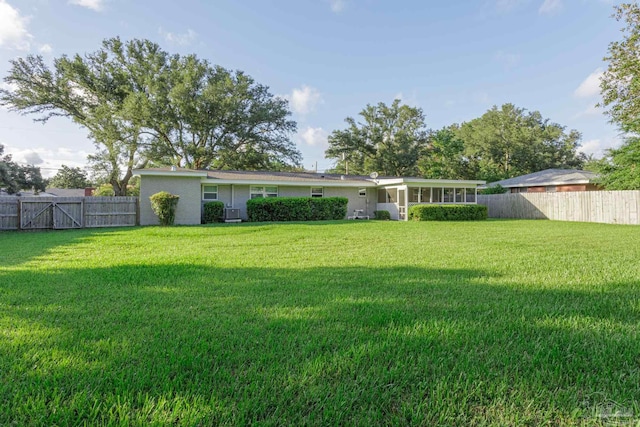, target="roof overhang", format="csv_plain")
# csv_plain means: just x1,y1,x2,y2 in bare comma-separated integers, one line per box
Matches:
200,178,377,187
134,169,208,178
377,178,486,186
